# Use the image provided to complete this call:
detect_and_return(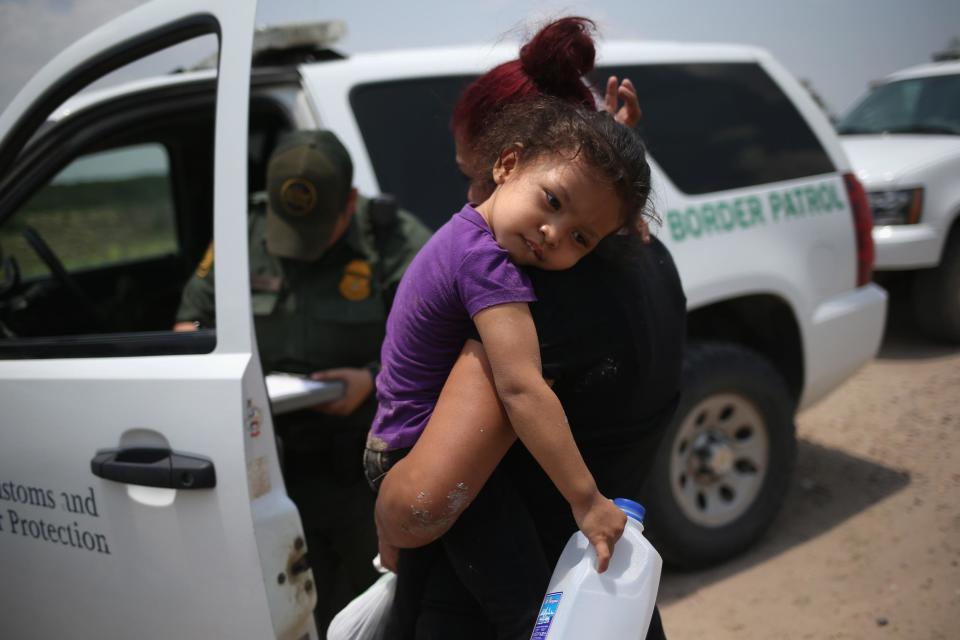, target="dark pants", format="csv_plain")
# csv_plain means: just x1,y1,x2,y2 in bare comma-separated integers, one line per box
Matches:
364,445,668,640
365,454,548,640
283,411,380,636
402,549,666,640
285,473,380,634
